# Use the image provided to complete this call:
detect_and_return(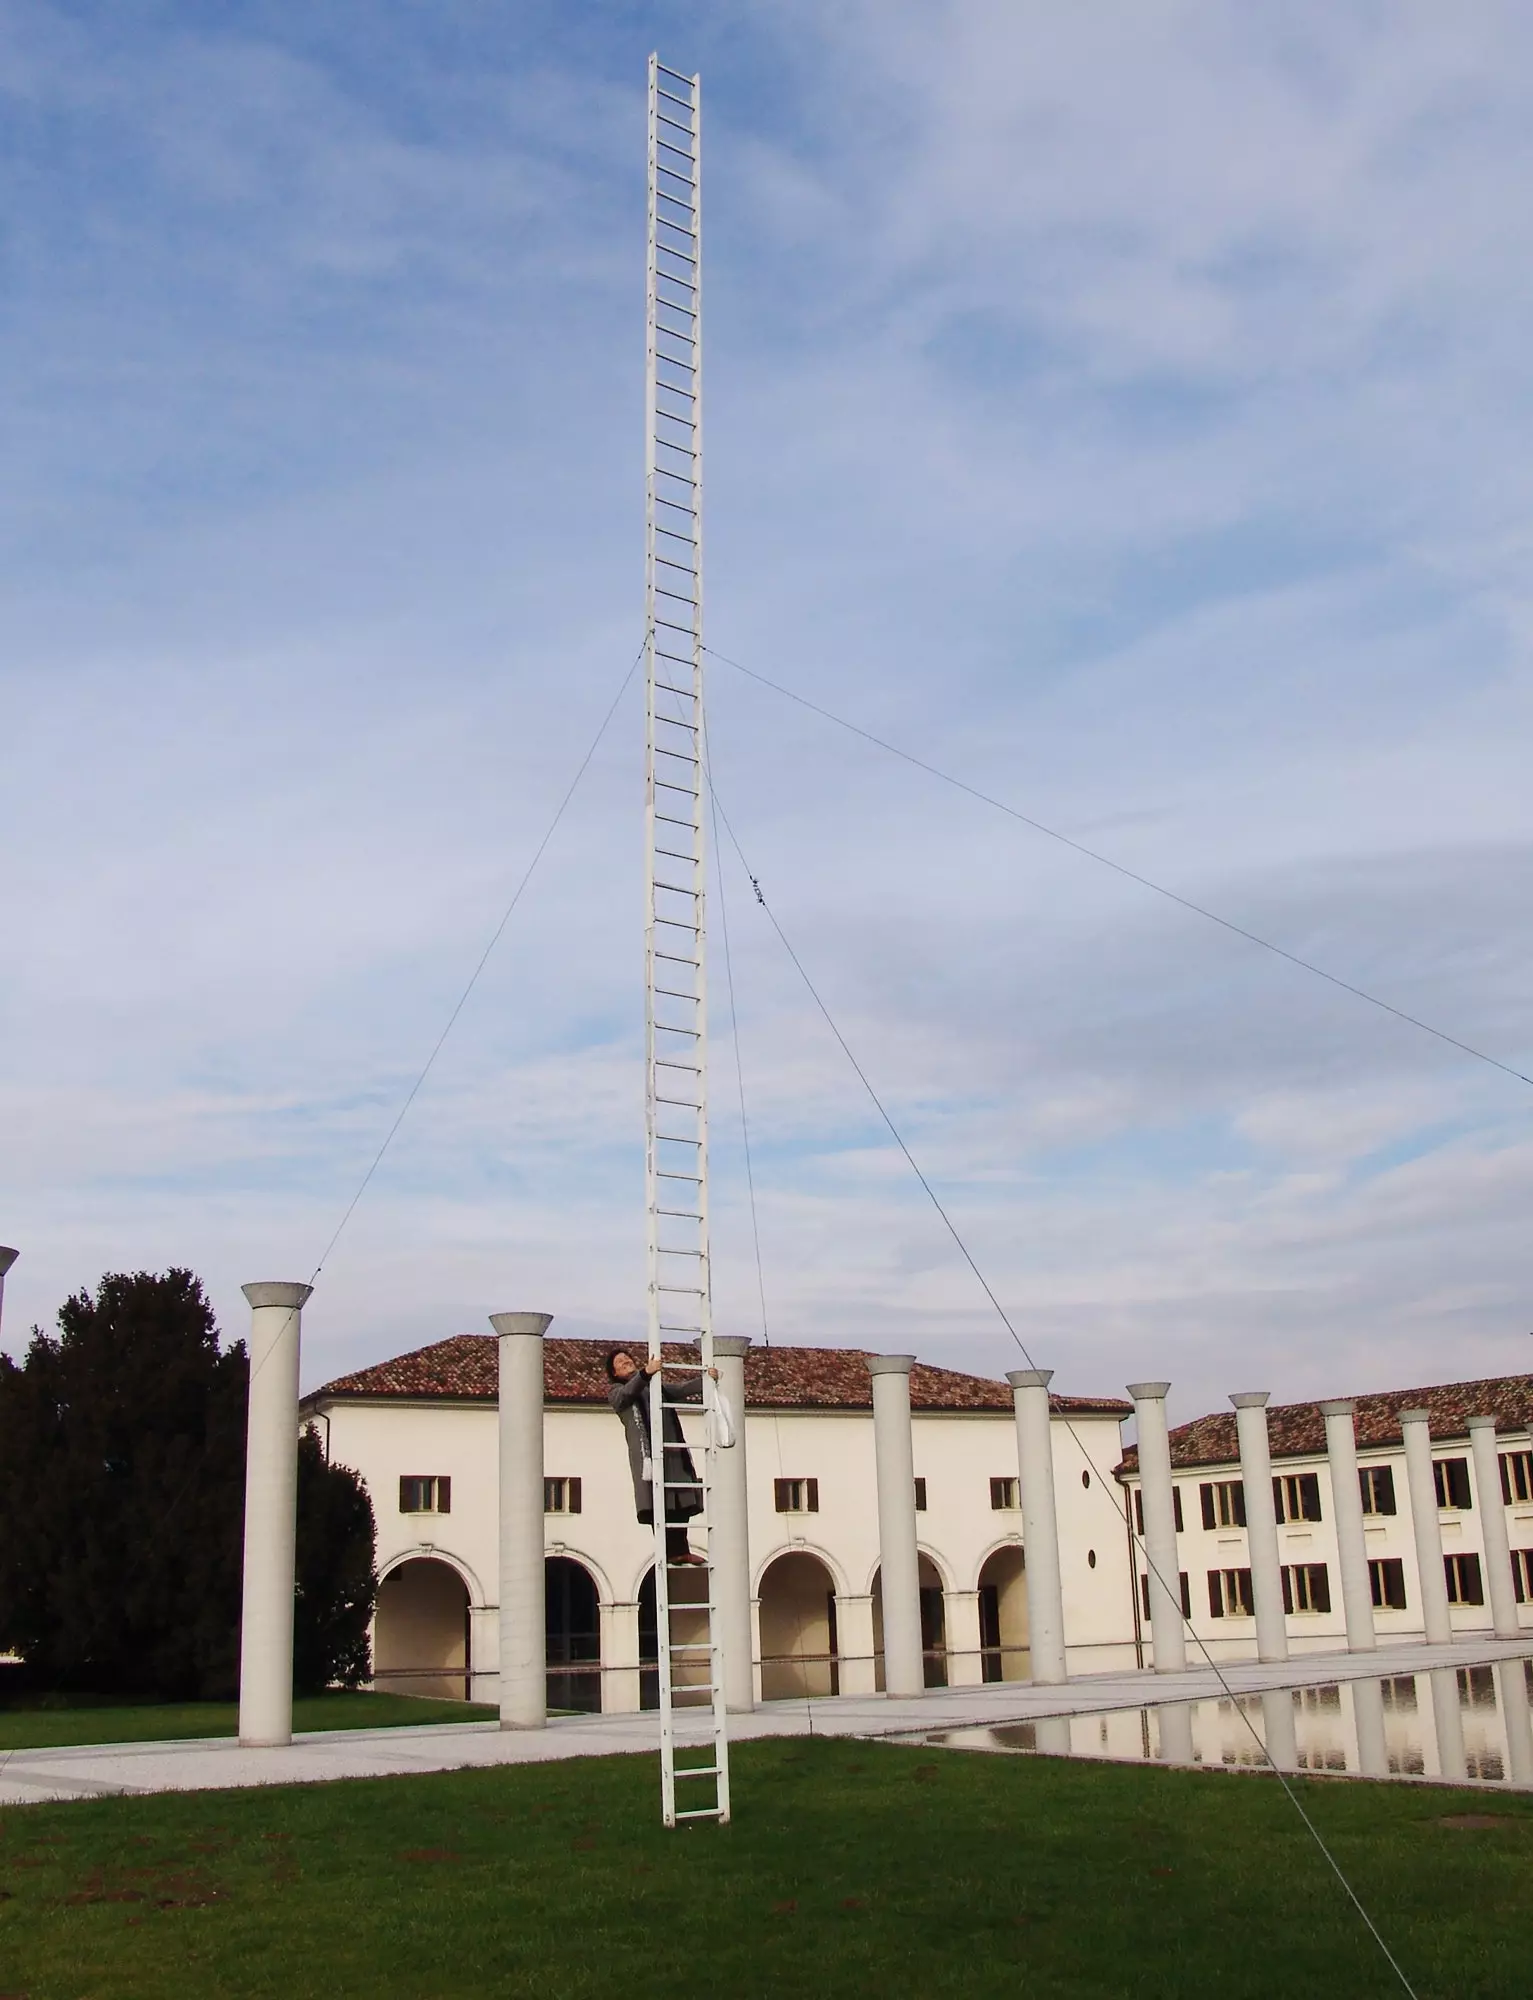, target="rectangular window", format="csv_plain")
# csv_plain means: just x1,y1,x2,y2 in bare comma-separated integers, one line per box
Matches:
1139,1573,1192,1621
1359,1465,1397,1516
1199,1480,1246,1530
1433,1457,1473,1511
399,1475,450,1514
990,1476,1019,1511
1444,1552,1484,1605
1273,1472,1323,1524
1207,1567,1254,1618
913,1477,927,1512
1173,1485,1184,1533
773,1477,819,1514
1369,1557,1407,1610
1280,1562,1331,1614
1511,1549,1533,1604
1500,1450,1533,1506
544,1476,582,1514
